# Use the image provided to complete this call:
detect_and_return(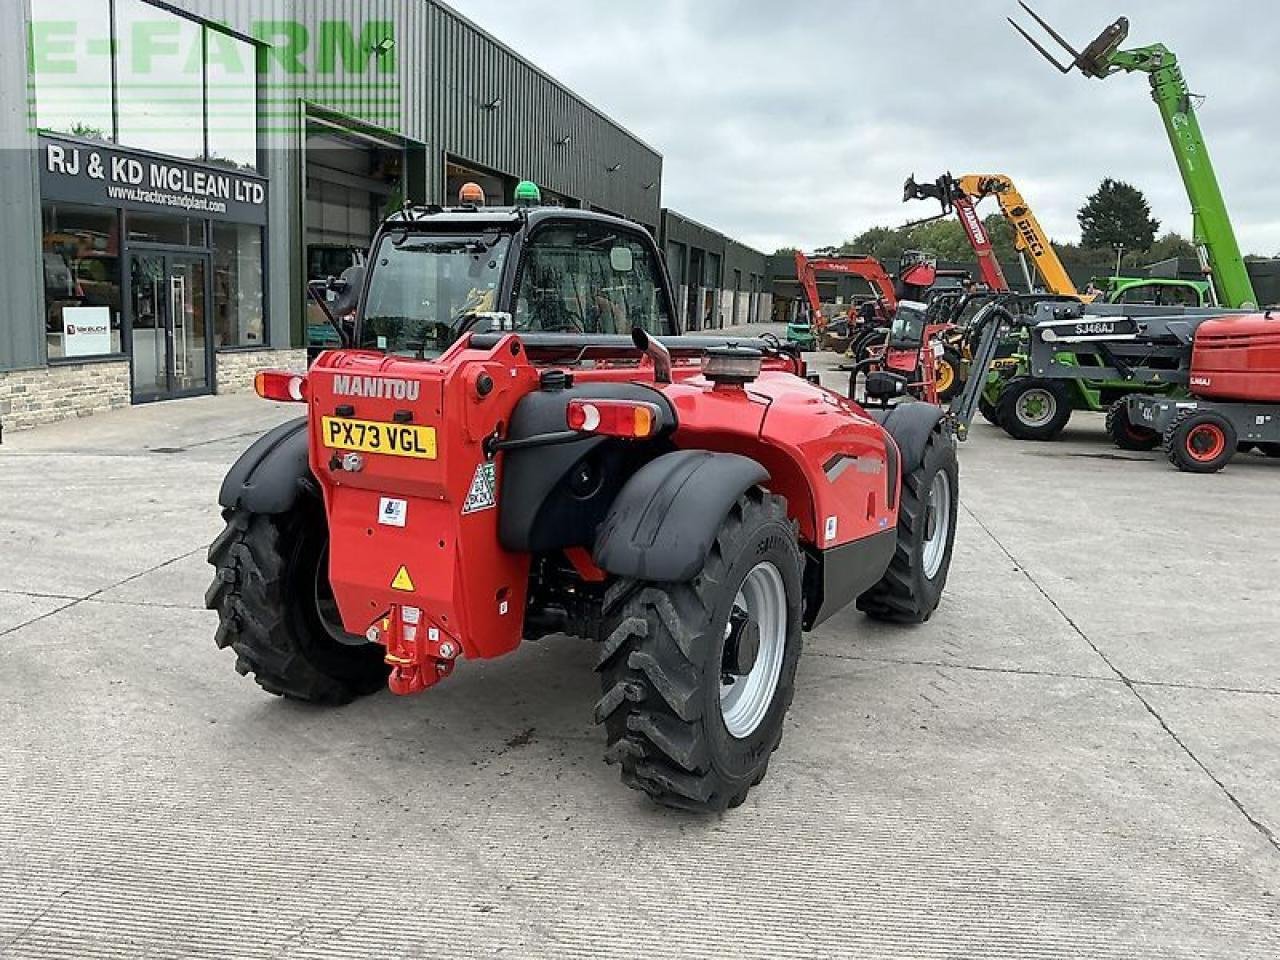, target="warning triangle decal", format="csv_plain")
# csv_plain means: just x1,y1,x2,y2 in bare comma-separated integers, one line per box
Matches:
462,462,498,515
390,566,415,592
